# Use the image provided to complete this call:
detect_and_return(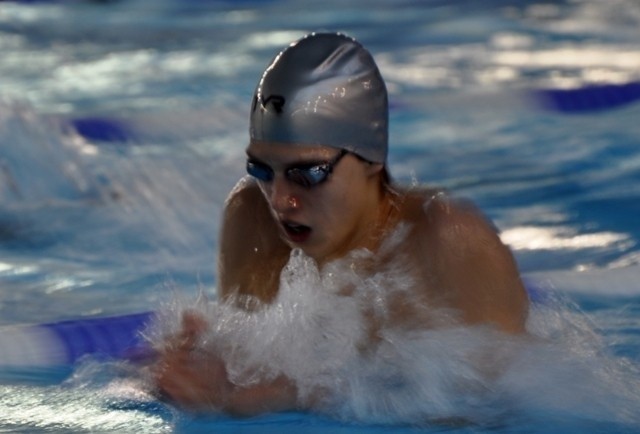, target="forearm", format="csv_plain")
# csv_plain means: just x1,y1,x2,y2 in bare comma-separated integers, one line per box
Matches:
153,342,301,416
156,367,300,416
222,375,300,417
